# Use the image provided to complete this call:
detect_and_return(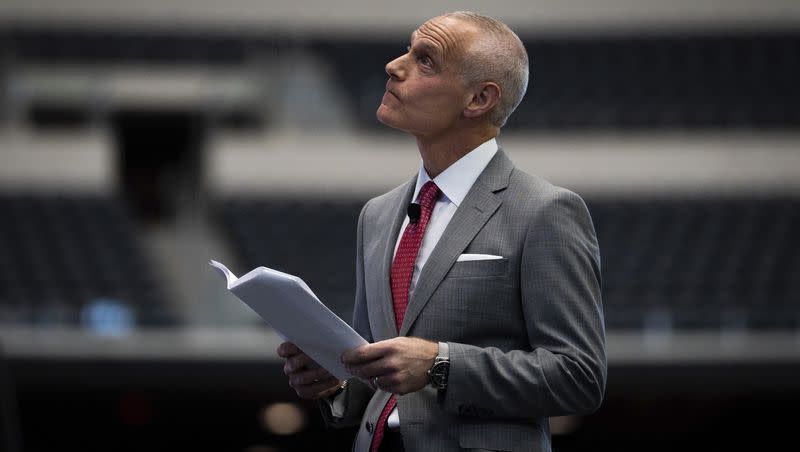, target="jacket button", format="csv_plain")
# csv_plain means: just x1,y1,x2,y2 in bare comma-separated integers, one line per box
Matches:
366,421,373,433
